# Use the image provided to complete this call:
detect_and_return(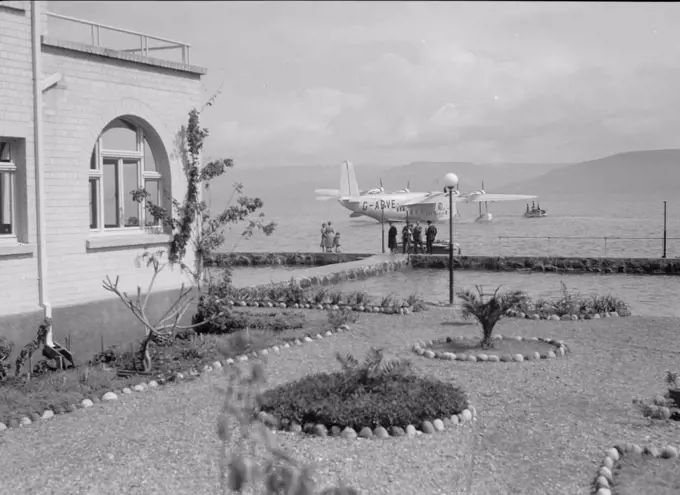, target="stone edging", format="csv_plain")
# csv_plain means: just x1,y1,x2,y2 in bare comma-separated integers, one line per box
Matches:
0,324,352,433
506,310,623,321
592,443,679,494
227,299,420,316
412,334,569,363
260,406,477,440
